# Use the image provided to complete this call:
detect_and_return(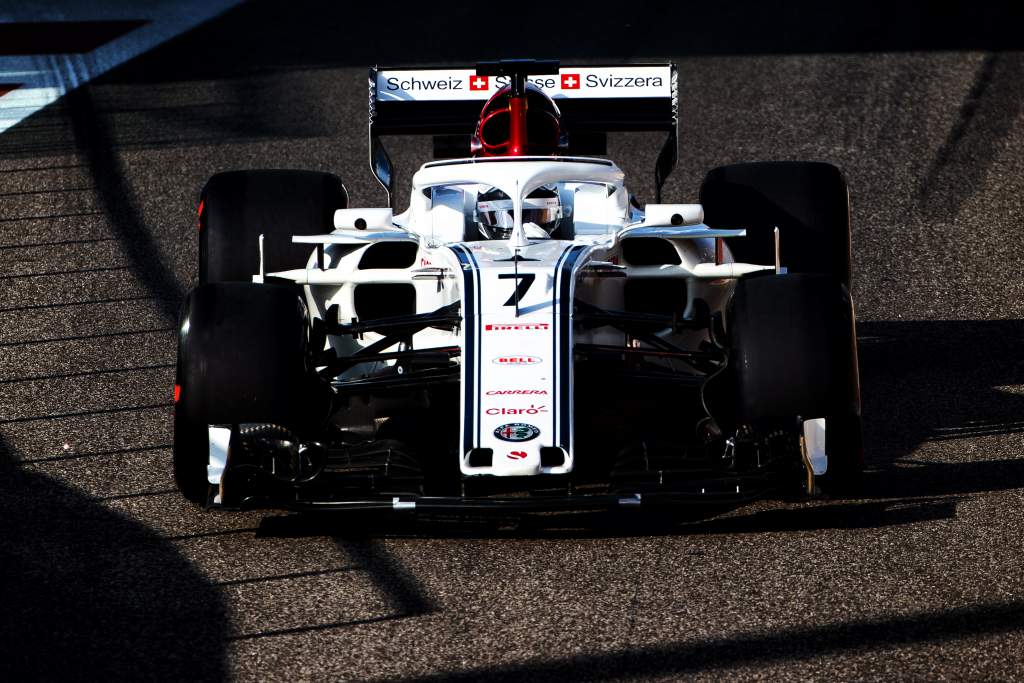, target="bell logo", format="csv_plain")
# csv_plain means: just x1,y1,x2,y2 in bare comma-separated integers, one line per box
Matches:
469,75,489,91
492,356,543,365
561,73,580,90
